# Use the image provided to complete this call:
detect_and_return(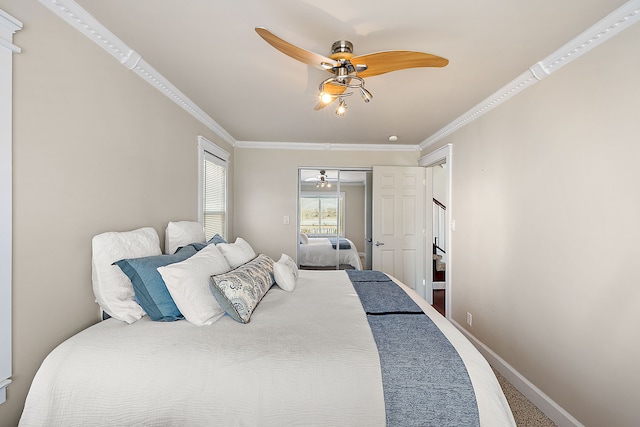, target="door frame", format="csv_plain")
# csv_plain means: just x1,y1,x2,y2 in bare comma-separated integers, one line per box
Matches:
419,144,453,319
